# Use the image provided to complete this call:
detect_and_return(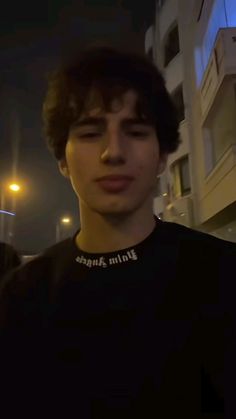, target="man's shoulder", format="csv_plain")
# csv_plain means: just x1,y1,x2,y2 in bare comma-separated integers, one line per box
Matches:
158,220,236,253
158,222,236,293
